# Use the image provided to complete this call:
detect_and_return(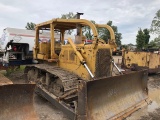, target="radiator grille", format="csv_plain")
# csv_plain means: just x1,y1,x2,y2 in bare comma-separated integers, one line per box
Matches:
95,49,111,78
